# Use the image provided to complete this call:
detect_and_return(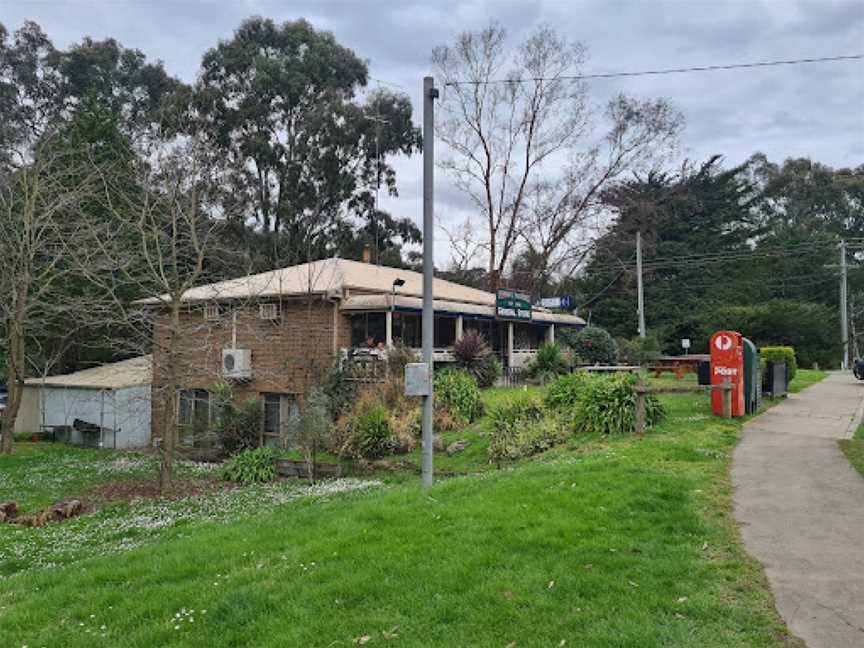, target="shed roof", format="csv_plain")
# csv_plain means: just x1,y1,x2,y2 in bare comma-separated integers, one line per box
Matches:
135,258,586,325
25,355,152,390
